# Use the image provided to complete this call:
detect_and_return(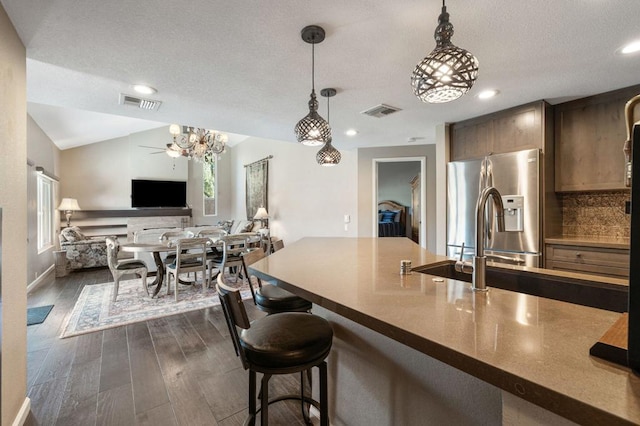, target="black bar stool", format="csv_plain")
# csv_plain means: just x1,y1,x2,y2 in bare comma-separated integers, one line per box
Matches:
242,248,312,314
216,274,332,425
